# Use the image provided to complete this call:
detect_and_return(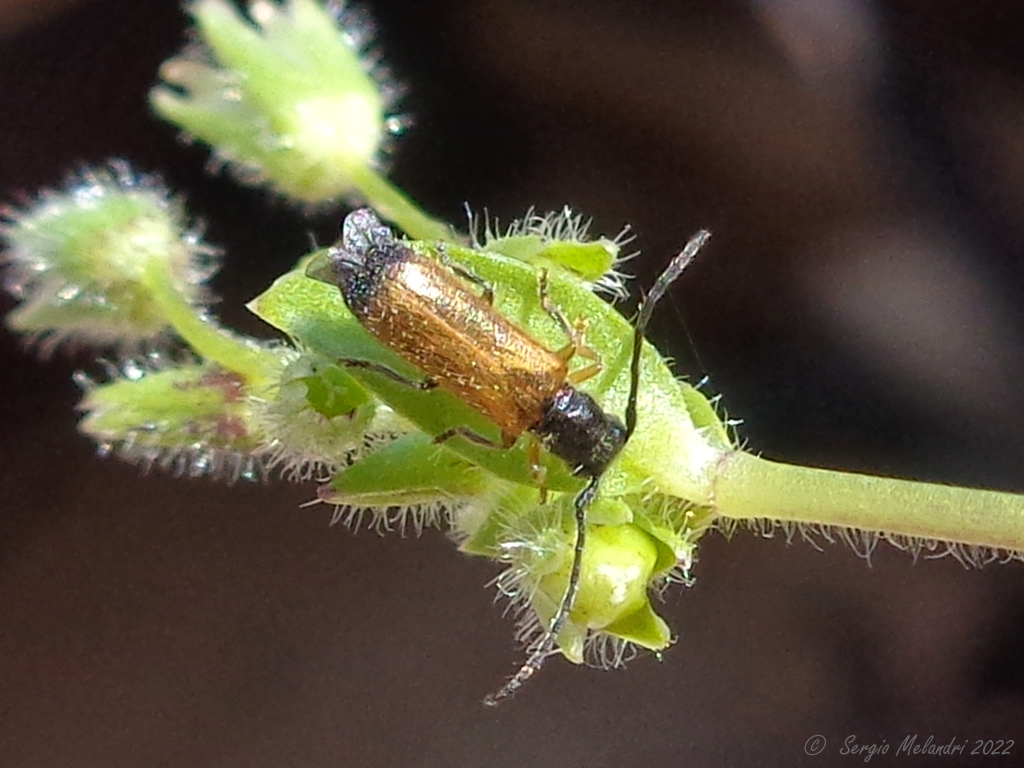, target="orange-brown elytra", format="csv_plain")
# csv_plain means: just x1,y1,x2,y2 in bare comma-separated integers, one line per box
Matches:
310,208,710,705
